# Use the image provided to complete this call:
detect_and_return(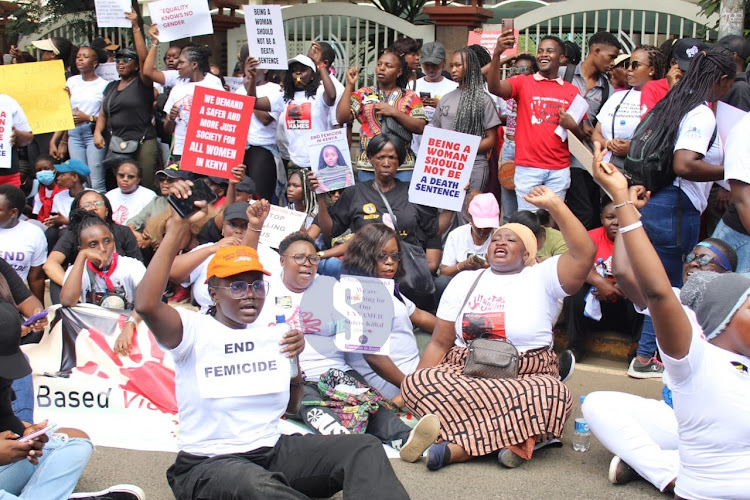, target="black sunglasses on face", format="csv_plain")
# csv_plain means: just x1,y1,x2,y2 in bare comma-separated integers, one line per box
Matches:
115,56,135,63
376,252,402,262
624,61,648,70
